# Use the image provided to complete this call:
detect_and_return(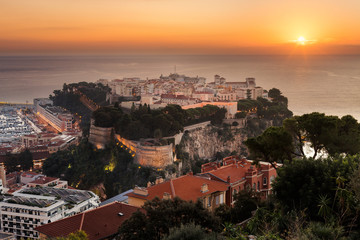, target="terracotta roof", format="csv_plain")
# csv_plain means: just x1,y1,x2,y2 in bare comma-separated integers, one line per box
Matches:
35,202,142,240
29,176,58,185
23,134,37,138
32,151,50,160
226,82,246,85
128,175,229,202
29,145,49,151
161,94,190,100
21,171,40,177
205,162,251,184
